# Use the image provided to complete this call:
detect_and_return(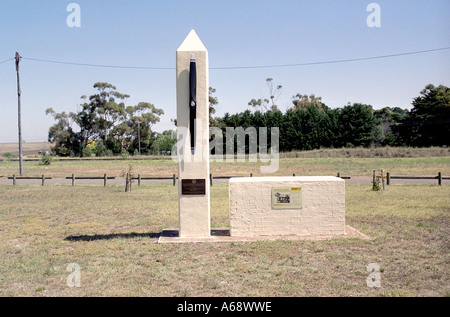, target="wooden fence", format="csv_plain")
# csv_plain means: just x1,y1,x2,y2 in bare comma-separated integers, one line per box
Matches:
8,172,450,187
385,172,448,186
8,175,52,186
371,170,448,187
65,174,116,186
9,174,115,186
6,173,350,186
